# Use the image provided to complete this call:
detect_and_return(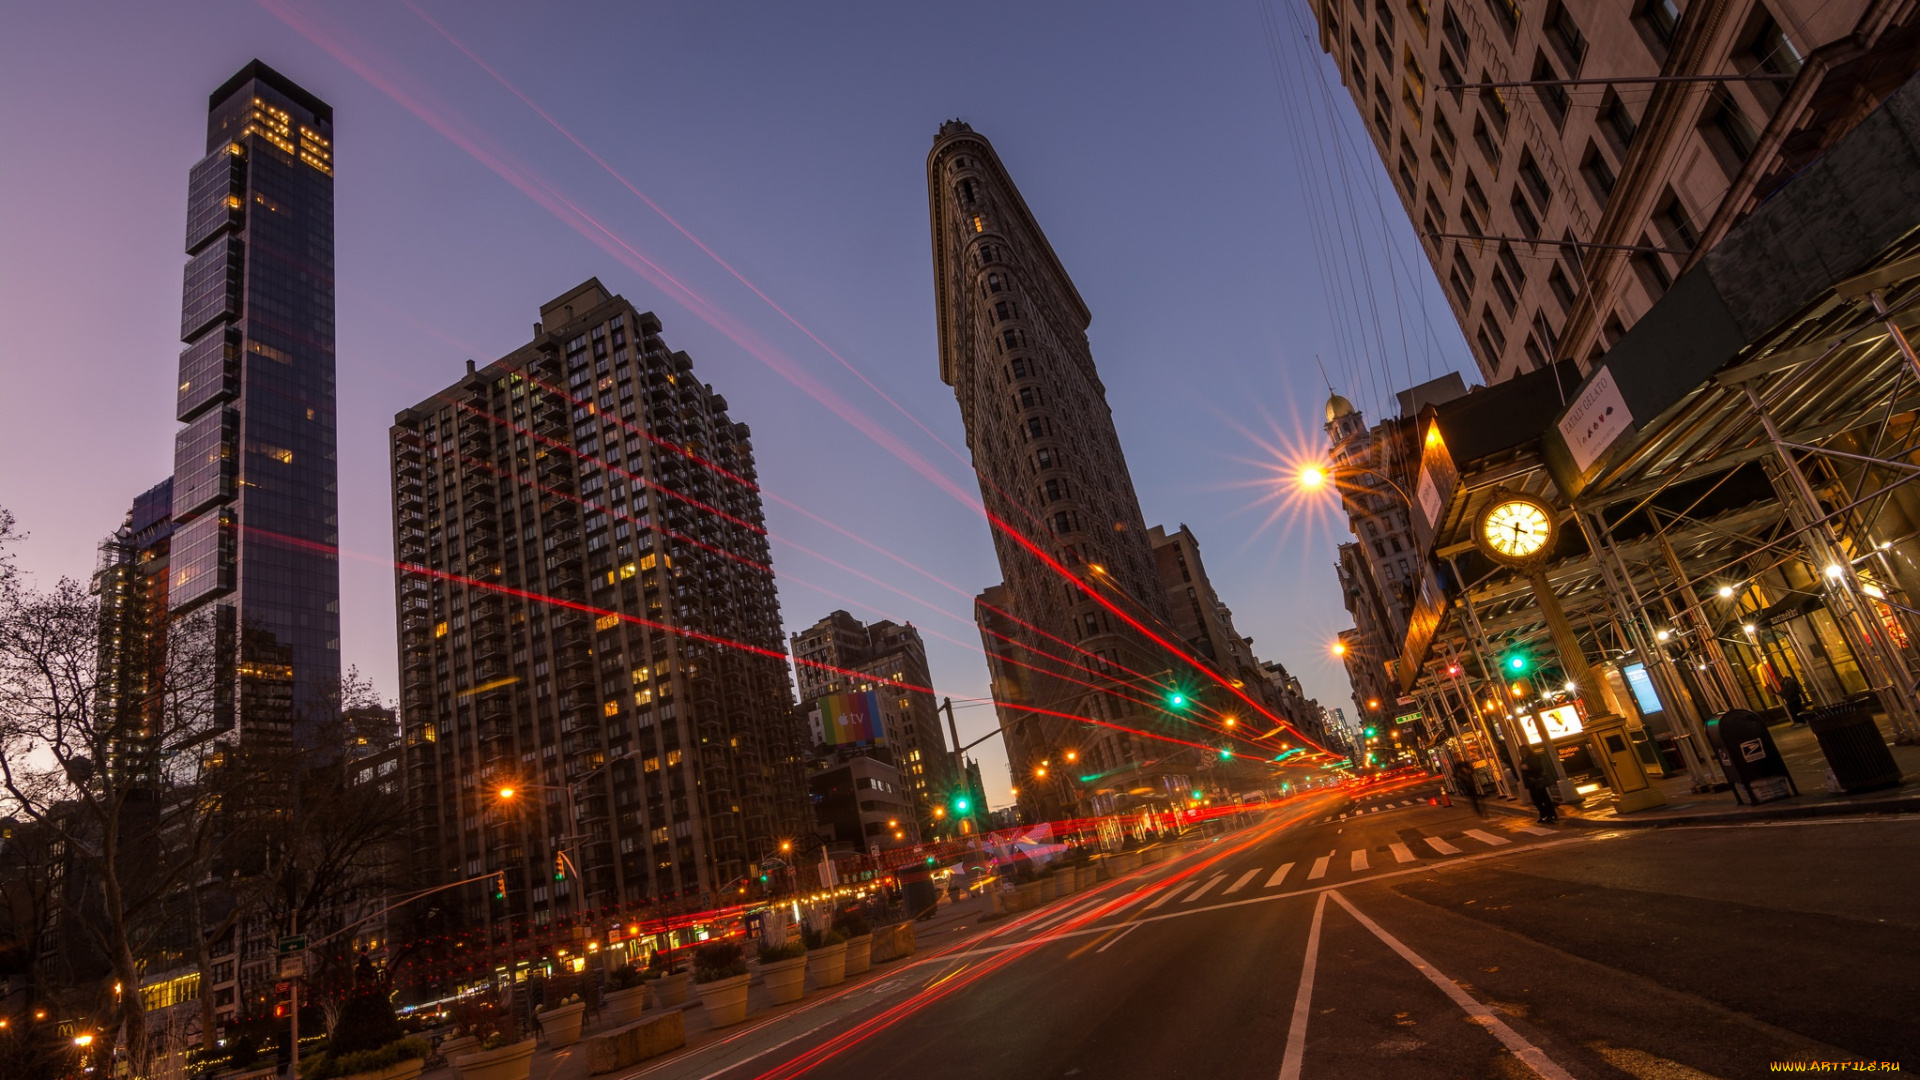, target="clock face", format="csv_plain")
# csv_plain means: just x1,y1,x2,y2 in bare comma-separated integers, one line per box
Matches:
1482,499,1553,559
